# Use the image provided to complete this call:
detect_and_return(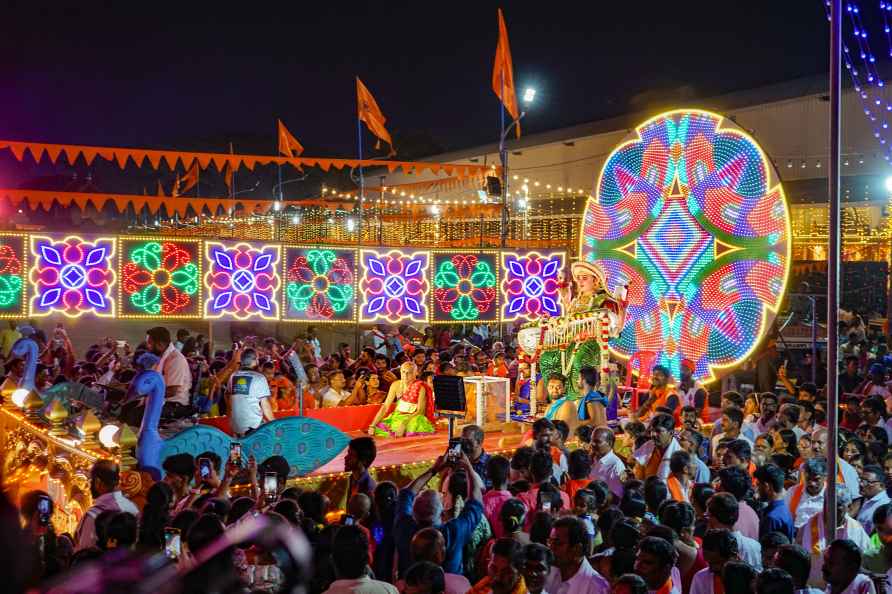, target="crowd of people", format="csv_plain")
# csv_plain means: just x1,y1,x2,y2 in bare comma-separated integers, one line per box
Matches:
6,319,892,594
